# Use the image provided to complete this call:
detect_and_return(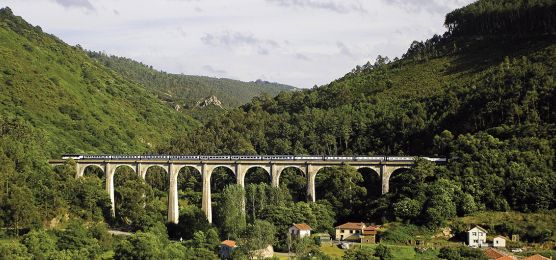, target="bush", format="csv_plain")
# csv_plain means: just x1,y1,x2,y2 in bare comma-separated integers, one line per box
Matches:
438,246,487,260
